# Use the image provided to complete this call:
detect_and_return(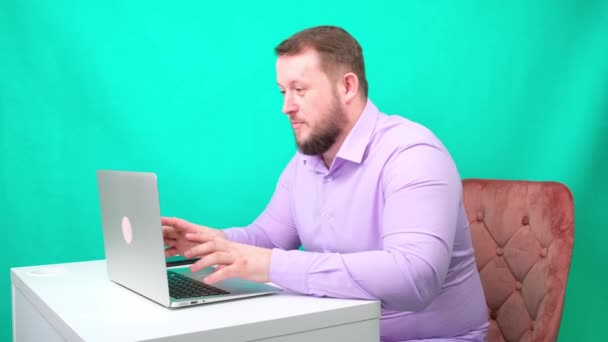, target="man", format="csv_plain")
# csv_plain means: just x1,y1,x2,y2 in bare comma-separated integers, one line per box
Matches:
163,25,489,341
